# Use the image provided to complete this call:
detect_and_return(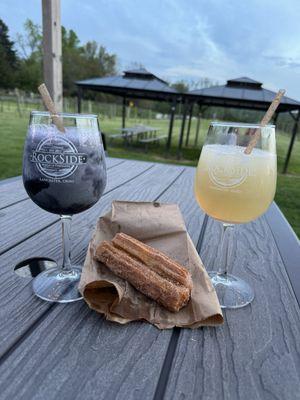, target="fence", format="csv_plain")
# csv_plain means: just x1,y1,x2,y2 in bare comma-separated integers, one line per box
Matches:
0,91,297,137
0,92,158,121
